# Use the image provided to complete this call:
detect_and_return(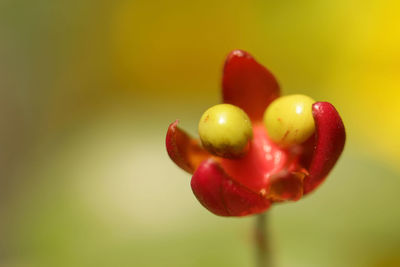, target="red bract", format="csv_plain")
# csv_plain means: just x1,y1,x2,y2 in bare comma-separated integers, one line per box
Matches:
166,50,346,216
